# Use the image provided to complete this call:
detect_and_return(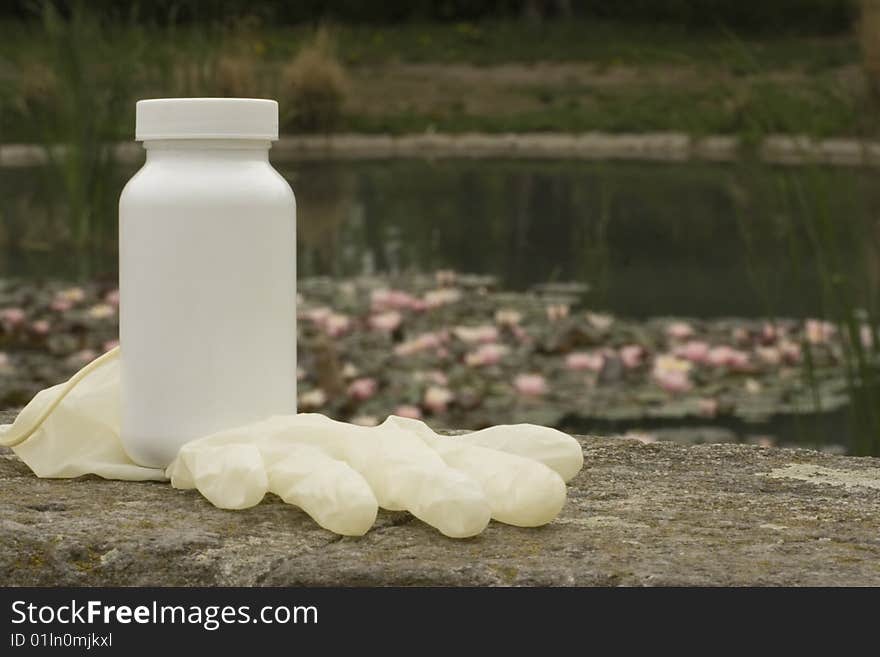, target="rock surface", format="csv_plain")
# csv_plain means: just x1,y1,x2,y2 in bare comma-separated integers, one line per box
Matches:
2,411,879,586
